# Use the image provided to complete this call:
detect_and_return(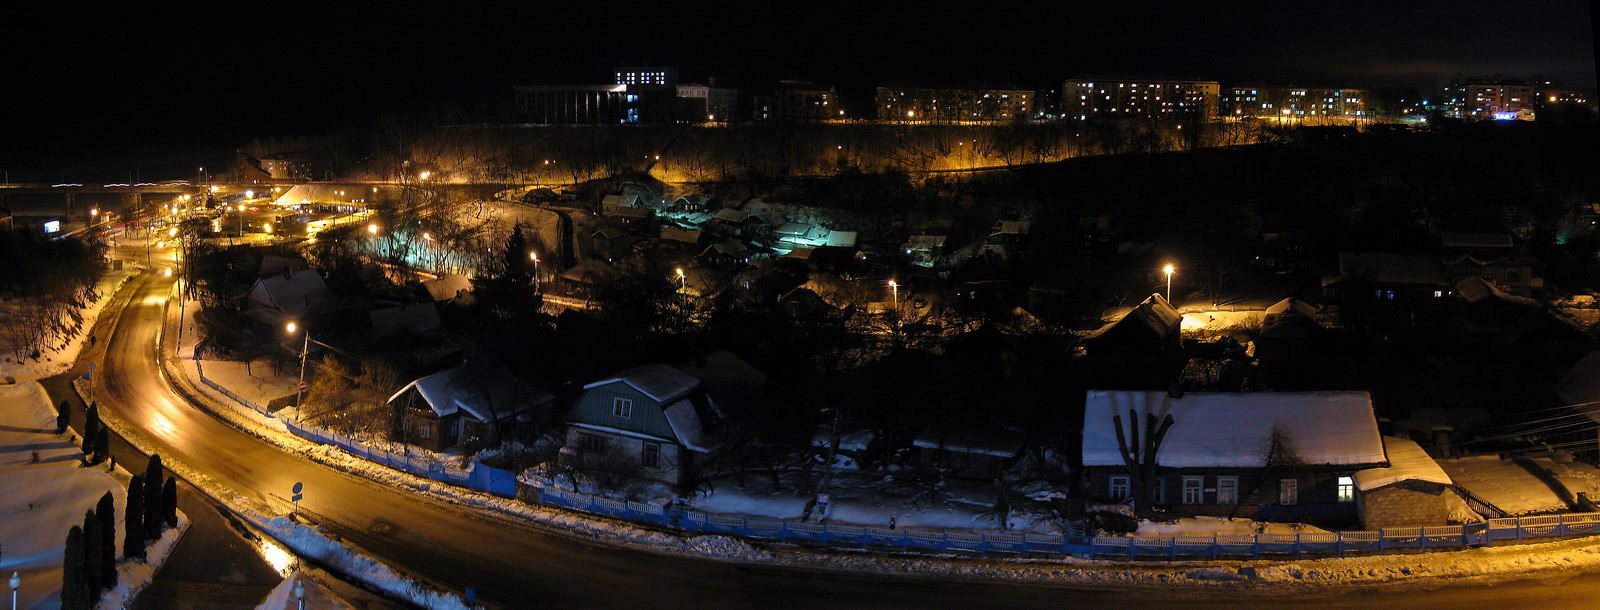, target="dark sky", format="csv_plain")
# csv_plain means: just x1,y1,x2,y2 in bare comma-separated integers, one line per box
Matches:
2,1,1593,173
